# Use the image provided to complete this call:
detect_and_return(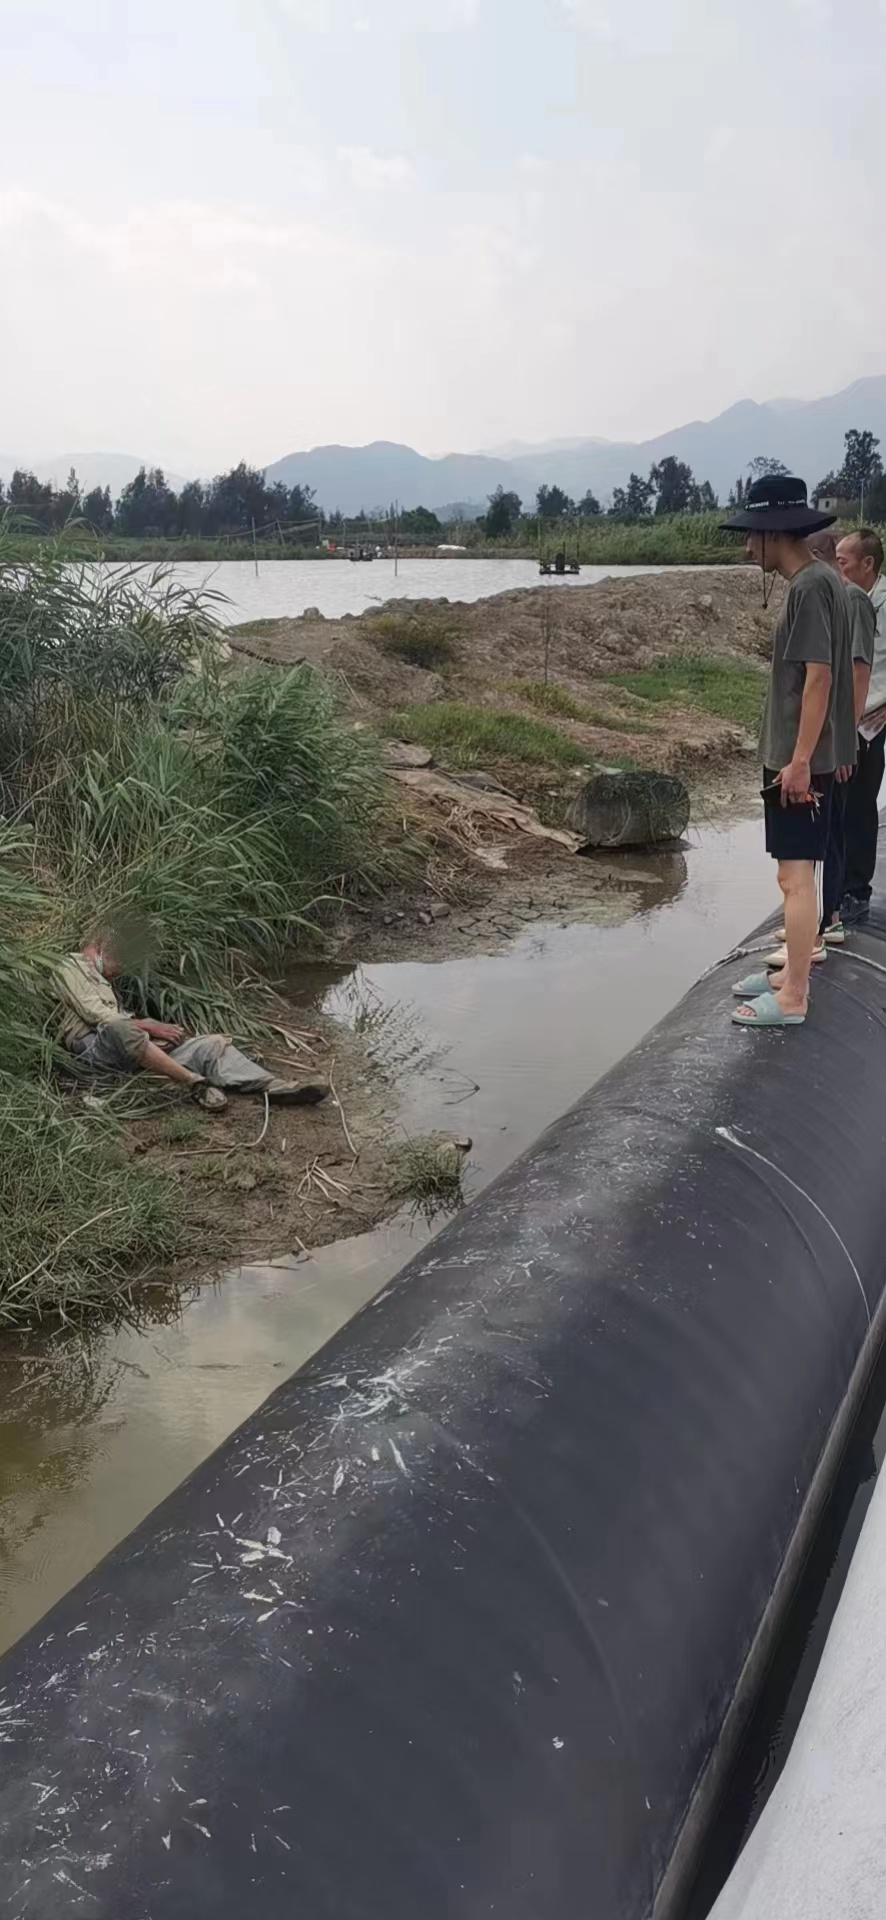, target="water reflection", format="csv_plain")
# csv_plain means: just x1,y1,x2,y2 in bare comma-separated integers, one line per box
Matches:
581,843,689,915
